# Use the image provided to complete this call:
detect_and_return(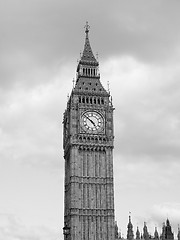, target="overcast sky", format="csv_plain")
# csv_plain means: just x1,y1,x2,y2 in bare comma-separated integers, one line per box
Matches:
1,0,180,239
